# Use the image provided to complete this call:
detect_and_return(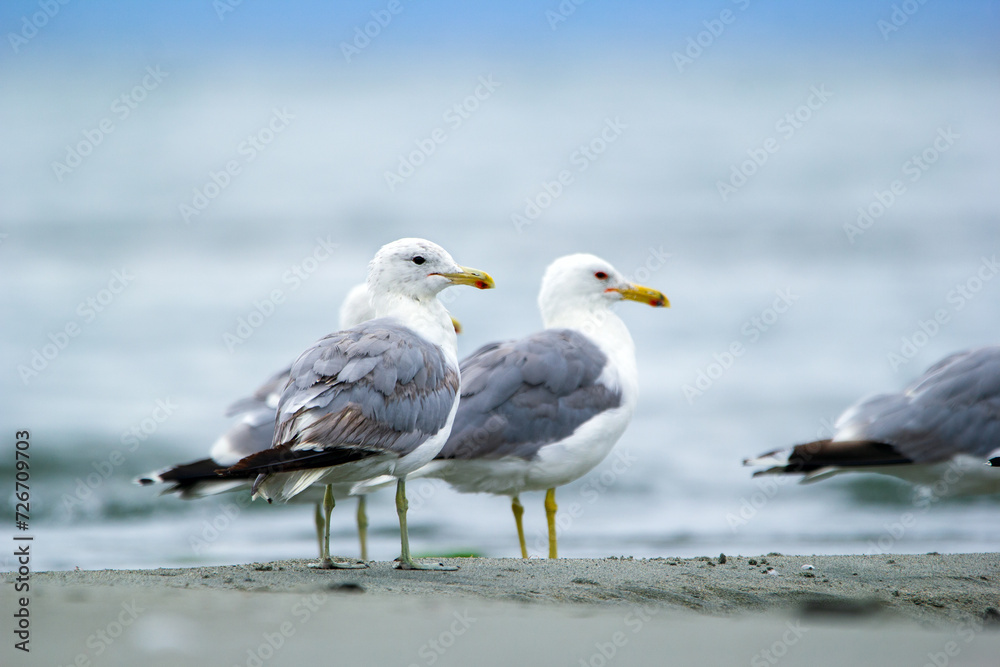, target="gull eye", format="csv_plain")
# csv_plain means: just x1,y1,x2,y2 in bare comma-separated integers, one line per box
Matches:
412,256,426,265
594,271,608,280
